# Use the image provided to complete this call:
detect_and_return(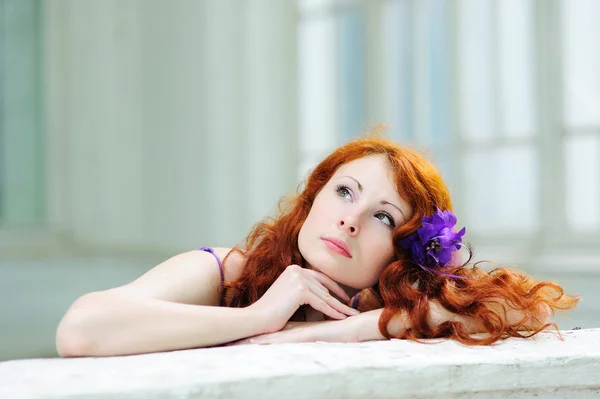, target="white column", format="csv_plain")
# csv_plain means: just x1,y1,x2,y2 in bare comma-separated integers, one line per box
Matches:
138,0,215,249
42,0,299,252
194,0,247,247
58,0,145,246
364,0,386,127
43,0,69,233
243,0,299,228
1,0,44,224
534,0,565,249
